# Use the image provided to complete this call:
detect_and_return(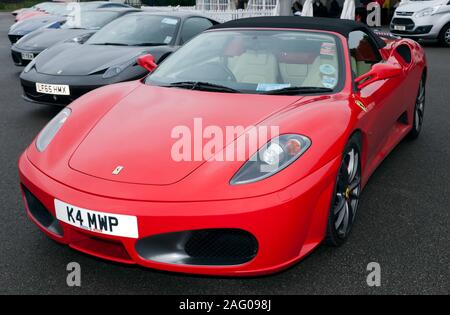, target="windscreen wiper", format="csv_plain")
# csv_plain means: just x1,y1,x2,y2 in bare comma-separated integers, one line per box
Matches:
163,81,241,93
263,86,333,95
133,43,168,47
91,42,130,46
